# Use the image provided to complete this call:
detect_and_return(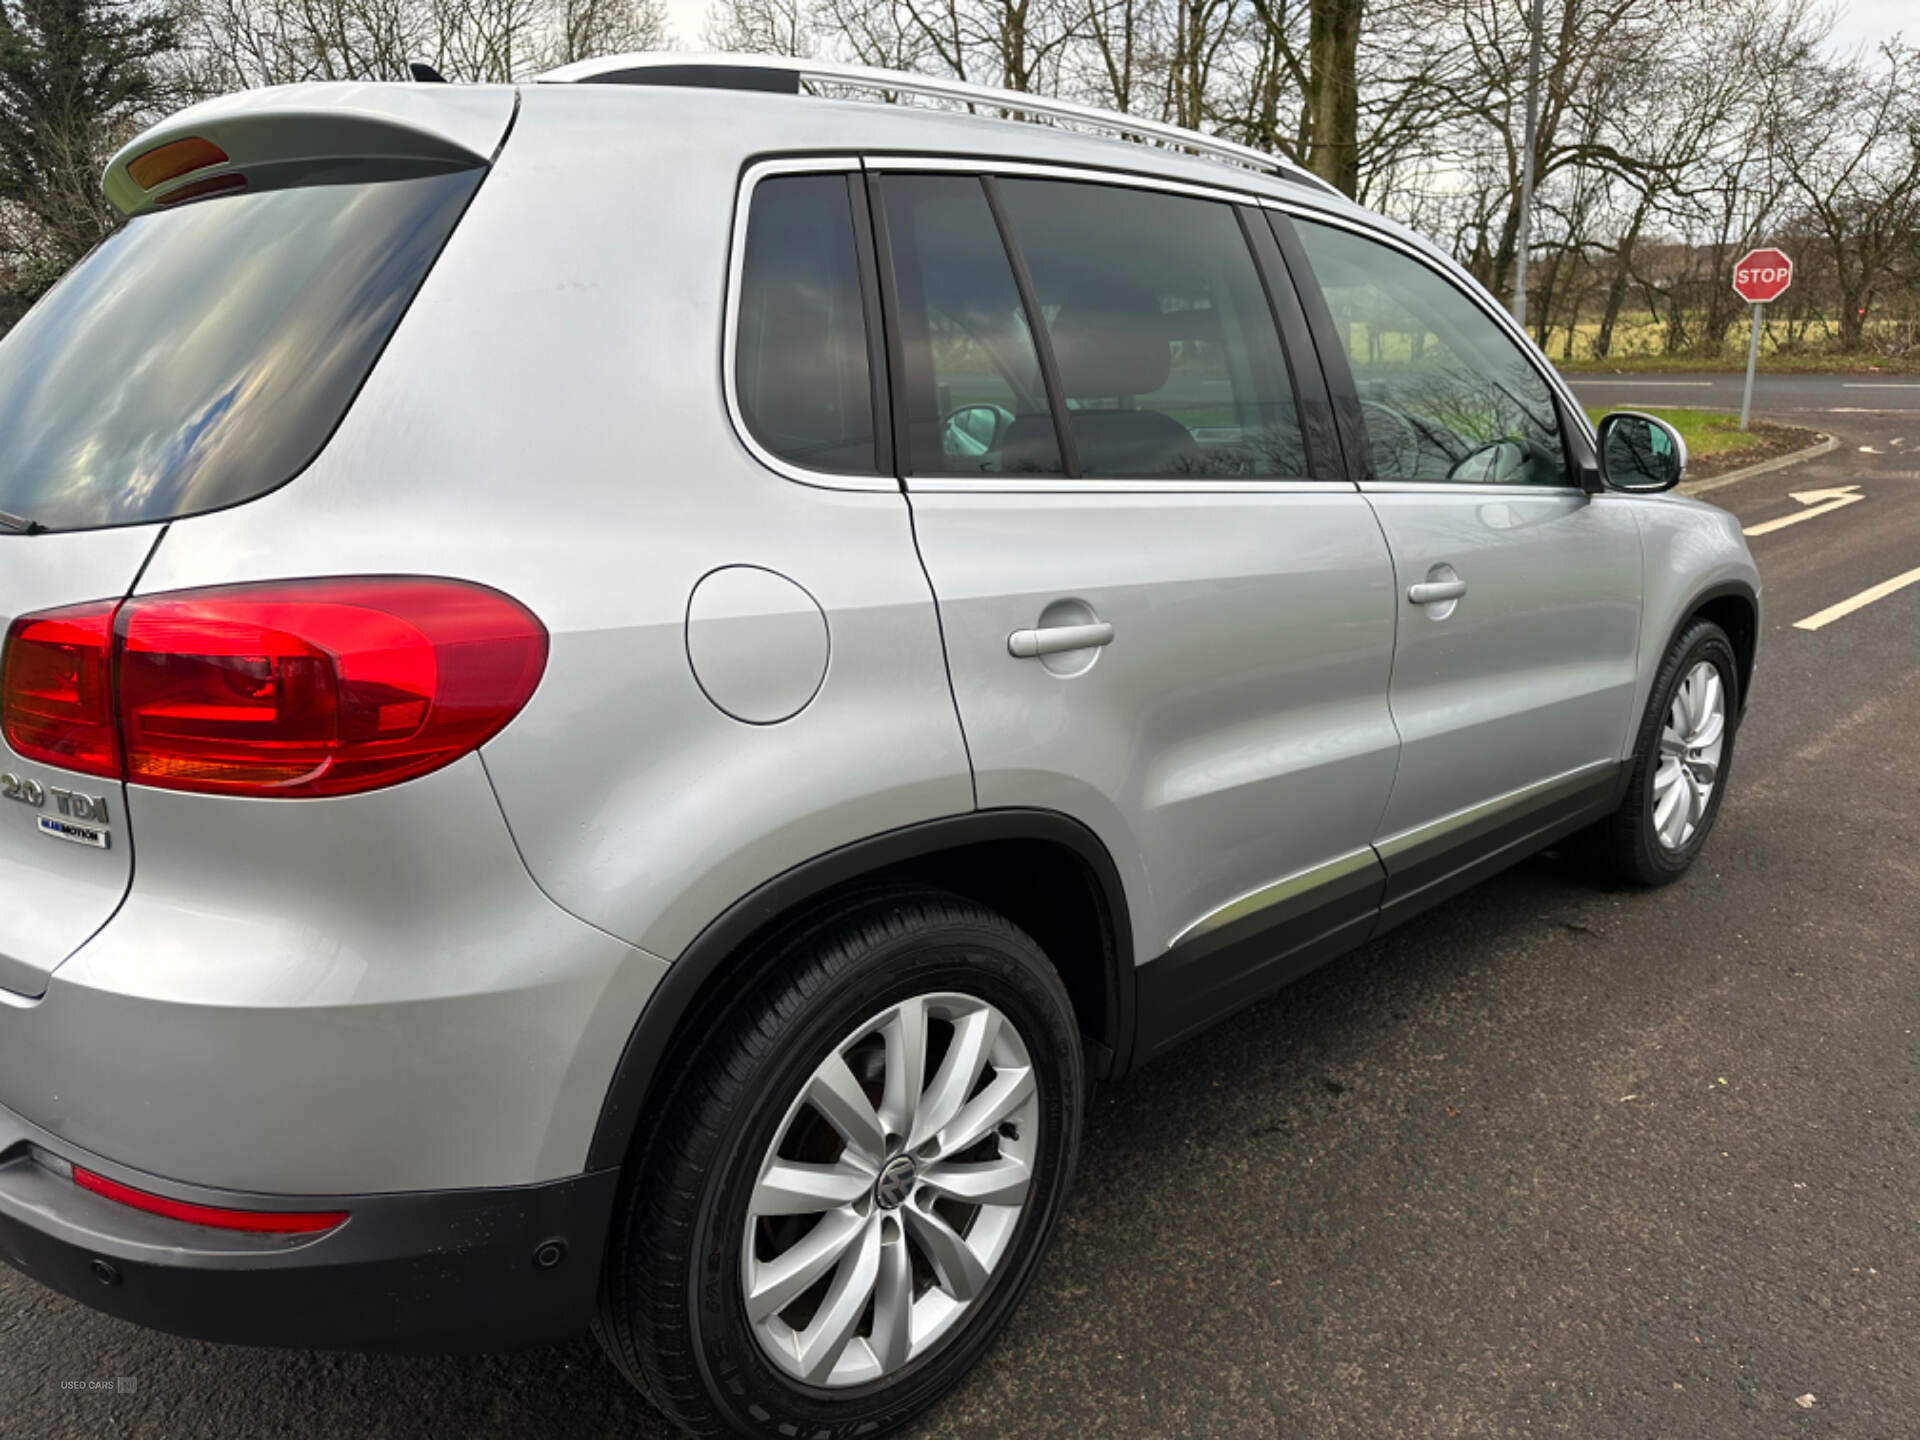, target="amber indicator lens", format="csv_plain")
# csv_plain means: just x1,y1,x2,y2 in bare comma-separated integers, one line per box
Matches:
127,136,230,190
